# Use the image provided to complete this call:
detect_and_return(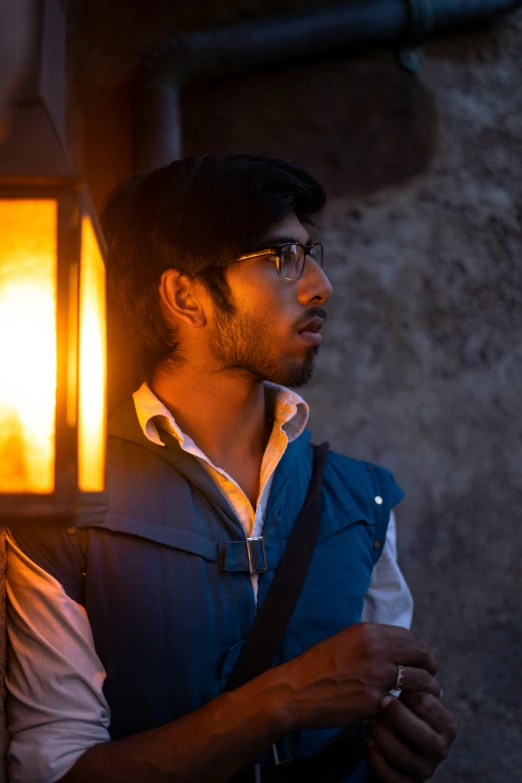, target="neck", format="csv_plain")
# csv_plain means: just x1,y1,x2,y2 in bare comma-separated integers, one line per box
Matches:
150,364,272,470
